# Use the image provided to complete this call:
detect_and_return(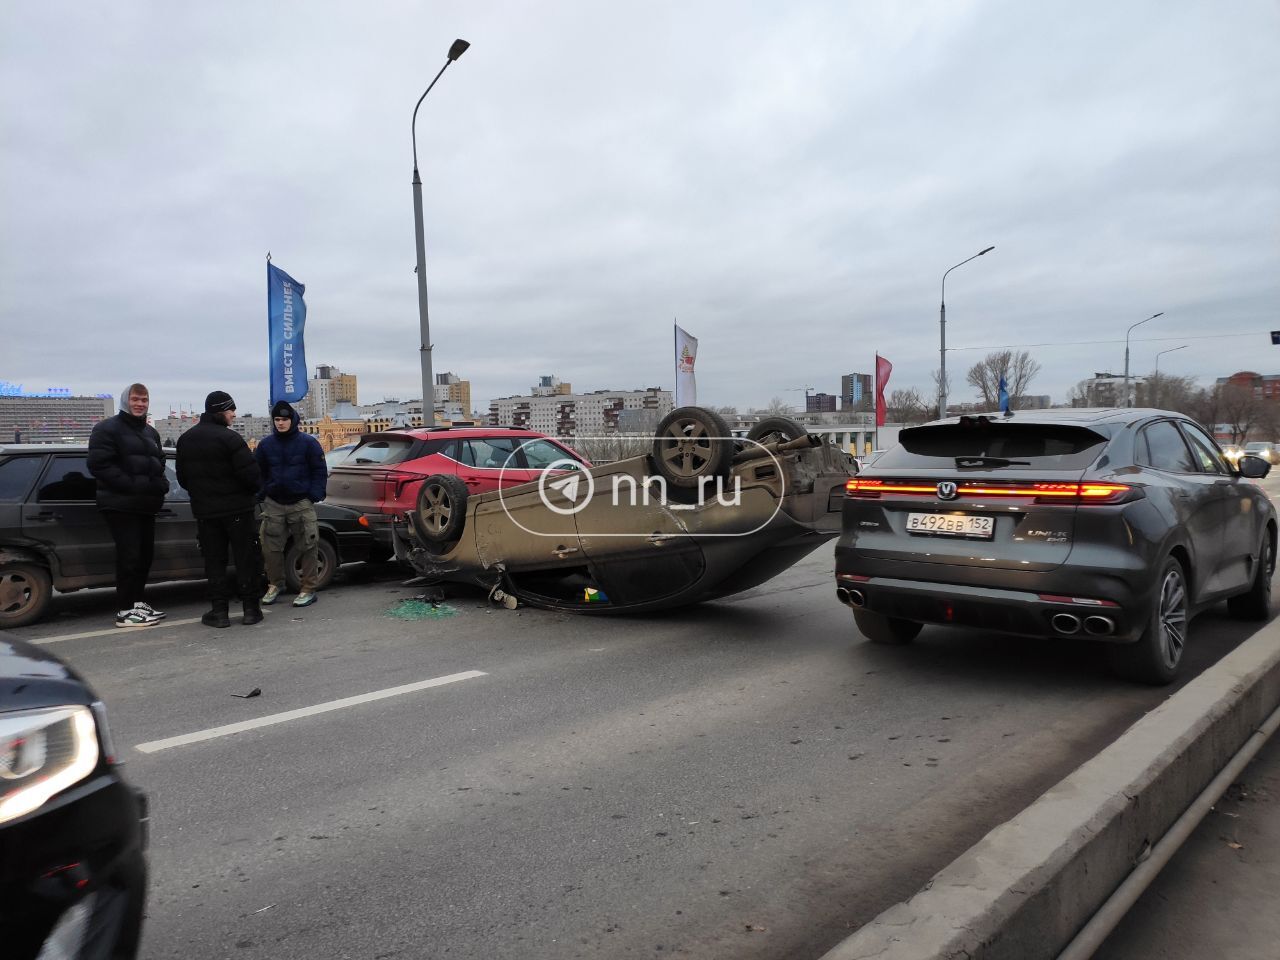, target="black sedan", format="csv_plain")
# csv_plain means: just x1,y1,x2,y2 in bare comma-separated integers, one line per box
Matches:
835,409,1274,683
0,444,377,628
0,636,148,958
